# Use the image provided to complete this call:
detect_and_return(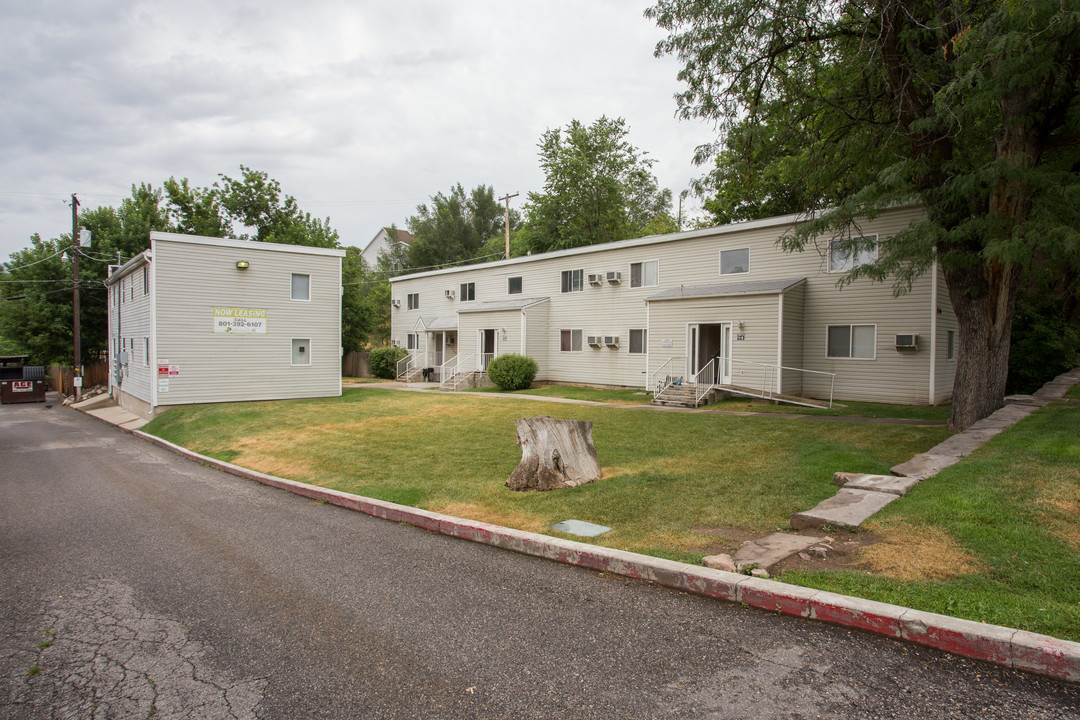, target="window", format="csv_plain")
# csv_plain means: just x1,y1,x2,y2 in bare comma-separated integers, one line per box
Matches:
508,276,522,295
561,269,584,293
560,329,583,352
629,329,647,354
406,333,419,350
829,236,878,272
143,266,149,295
291,338,311,366
947,330,956,360
827,324,876,359
143,337,149,367
291,273,310,301
630,261,658,288
407,292,420,310
720,248,750,275
460,282,475,301
130,278,135,300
